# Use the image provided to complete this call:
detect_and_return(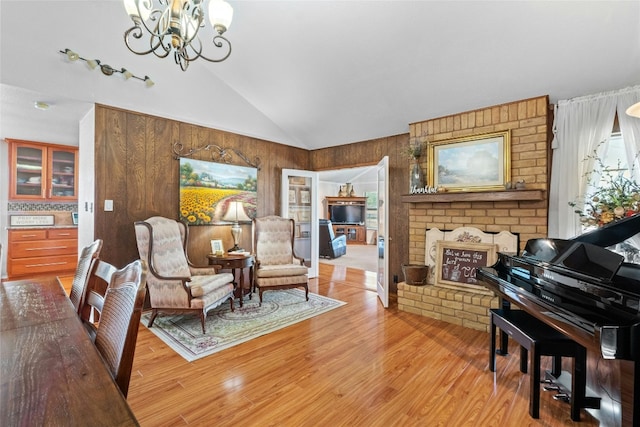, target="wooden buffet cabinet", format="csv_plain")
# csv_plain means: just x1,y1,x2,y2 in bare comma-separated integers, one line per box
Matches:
5,139,79,279
7,227,78,279
326,196,367,244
